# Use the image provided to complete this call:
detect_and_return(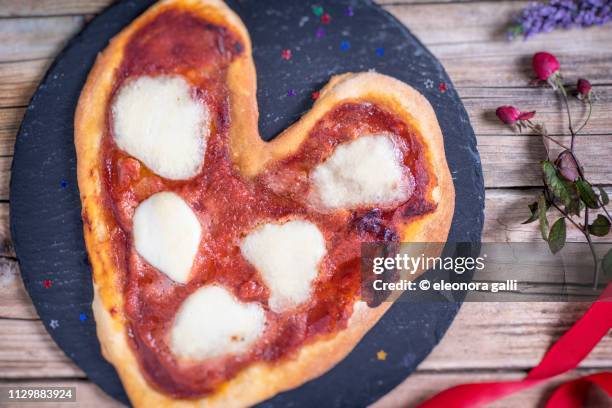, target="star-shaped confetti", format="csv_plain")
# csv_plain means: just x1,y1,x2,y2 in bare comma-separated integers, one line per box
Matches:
320,13,331,24
439,82,448,93
424,79,434,89
376,47,385,57
43,279,52,289
340,40,351,51
376,350,387,361
79,312,87,322
287,89,297,97
281,49,292,60
60,180,68,189
315,27,326,38
49,319,59,329
346,6,354,17
311,91,320,100
312,5,324,17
